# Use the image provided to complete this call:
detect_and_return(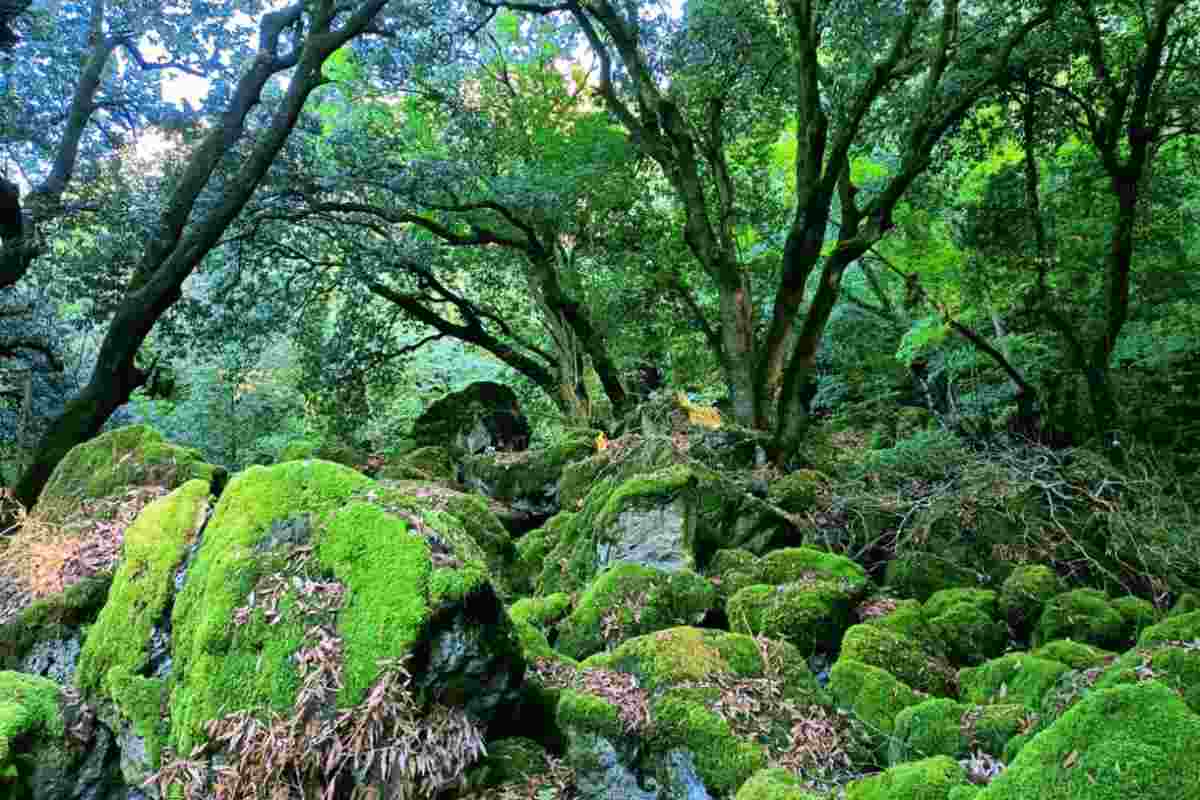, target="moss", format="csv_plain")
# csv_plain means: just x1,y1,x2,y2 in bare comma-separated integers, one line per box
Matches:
828,659,921,738
891,699,1028,764
76,480,211,696
556,565,715,660
839,624,956,697
513,522,560,595
735,767,823,800
105,668,167,770
1031,640,1115,670
976,682,1200,800
0,672,63,767
555,688,625,740
1111,596,1159,639
461,434,595,507
948,787,982,800
1034,589,1126,650
1137,609,1200,647
957,654,1070,709
998,565,1061,636
1169,592,1200,617
861,599,940,654
0,575,112,671
767,470,828,514
469,737,548,787
166,461,367,751
584,627,825,704
378,446,454,481
651,691,766,795
709,548,757,575
509,593,572,630
278,439,318,461
559,452,611,511
757,547,870,598
845,755,967,800
884,553,979,603
37,425,224,518
925,601,1006,667
1092,644,1200,713
924,589,998,620
728,580,853,654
